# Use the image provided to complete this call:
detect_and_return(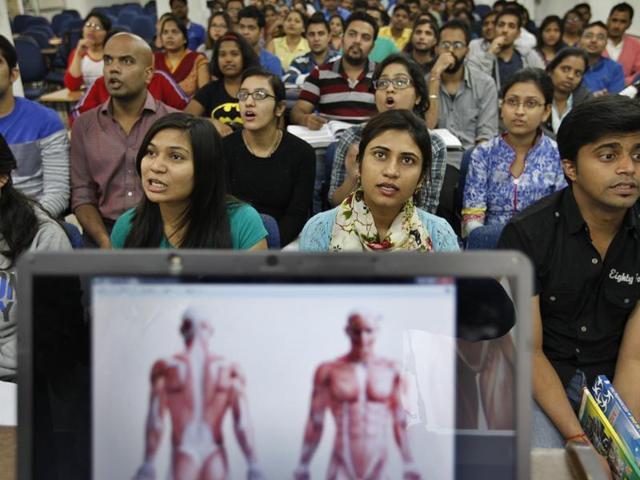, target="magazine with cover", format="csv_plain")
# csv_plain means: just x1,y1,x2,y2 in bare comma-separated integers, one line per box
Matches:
579,387,640,480
592,375,640,466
